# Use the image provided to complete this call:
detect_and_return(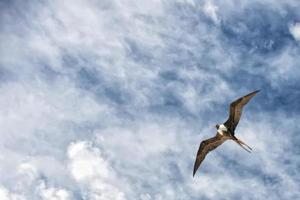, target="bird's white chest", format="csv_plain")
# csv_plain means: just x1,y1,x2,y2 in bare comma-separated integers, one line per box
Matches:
217,124,228,135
